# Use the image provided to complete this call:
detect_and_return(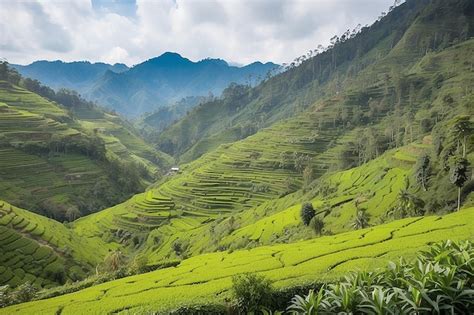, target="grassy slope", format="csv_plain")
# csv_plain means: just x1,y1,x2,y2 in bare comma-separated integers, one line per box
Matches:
3,208,473,314
0,81,172,216
72,36,474,263
0,200,112,288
